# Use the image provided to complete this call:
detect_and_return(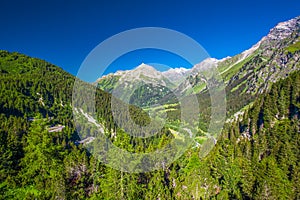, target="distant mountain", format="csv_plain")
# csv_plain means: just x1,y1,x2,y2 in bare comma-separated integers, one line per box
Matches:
98,63,174,89
97,63,177,107
162,67,189,84
97,16,300,115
